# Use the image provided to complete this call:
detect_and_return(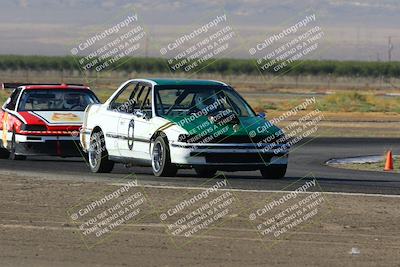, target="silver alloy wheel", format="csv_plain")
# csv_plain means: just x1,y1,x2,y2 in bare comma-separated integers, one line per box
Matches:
152,142,163,172
89,137,101,168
